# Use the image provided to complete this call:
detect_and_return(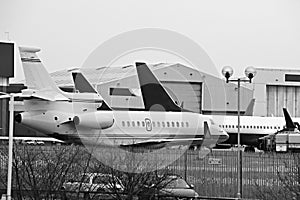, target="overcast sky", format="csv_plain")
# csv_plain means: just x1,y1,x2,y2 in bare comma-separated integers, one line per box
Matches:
1,0,300,82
